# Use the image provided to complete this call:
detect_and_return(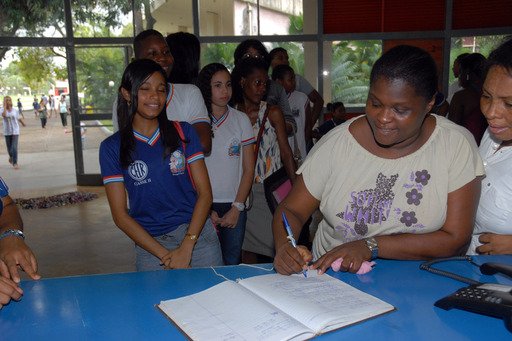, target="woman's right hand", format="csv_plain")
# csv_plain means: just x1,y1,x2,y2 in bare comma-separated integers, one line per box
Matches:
274,242,312,275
